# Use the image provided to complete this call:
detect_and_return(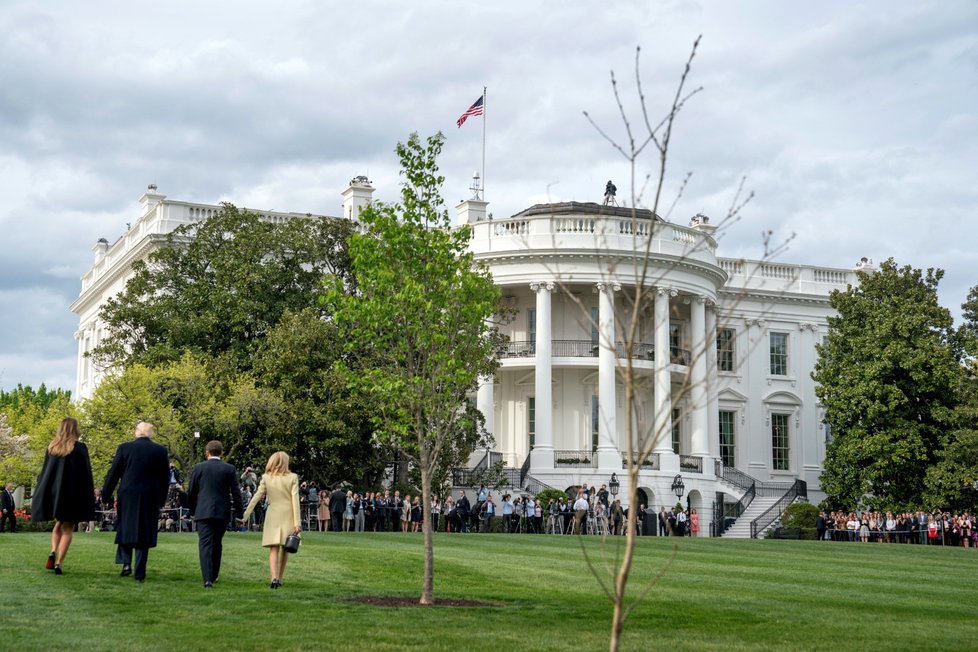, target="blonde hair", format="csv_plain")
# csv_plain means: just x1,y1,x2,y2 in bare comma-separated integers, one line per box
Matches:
264,451,290,475
49,418,80,457
135,421,156,438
